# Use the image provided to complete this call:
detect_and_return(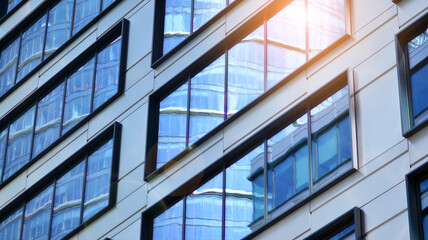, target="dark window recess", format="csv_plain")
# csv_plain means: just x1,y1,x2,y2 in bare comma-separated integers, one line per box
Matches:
142,81,357,240
147,0,348,177
0,122,121,240
0,0,26,22
0,19,128,190
396,12,428,137
0,0,122,102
